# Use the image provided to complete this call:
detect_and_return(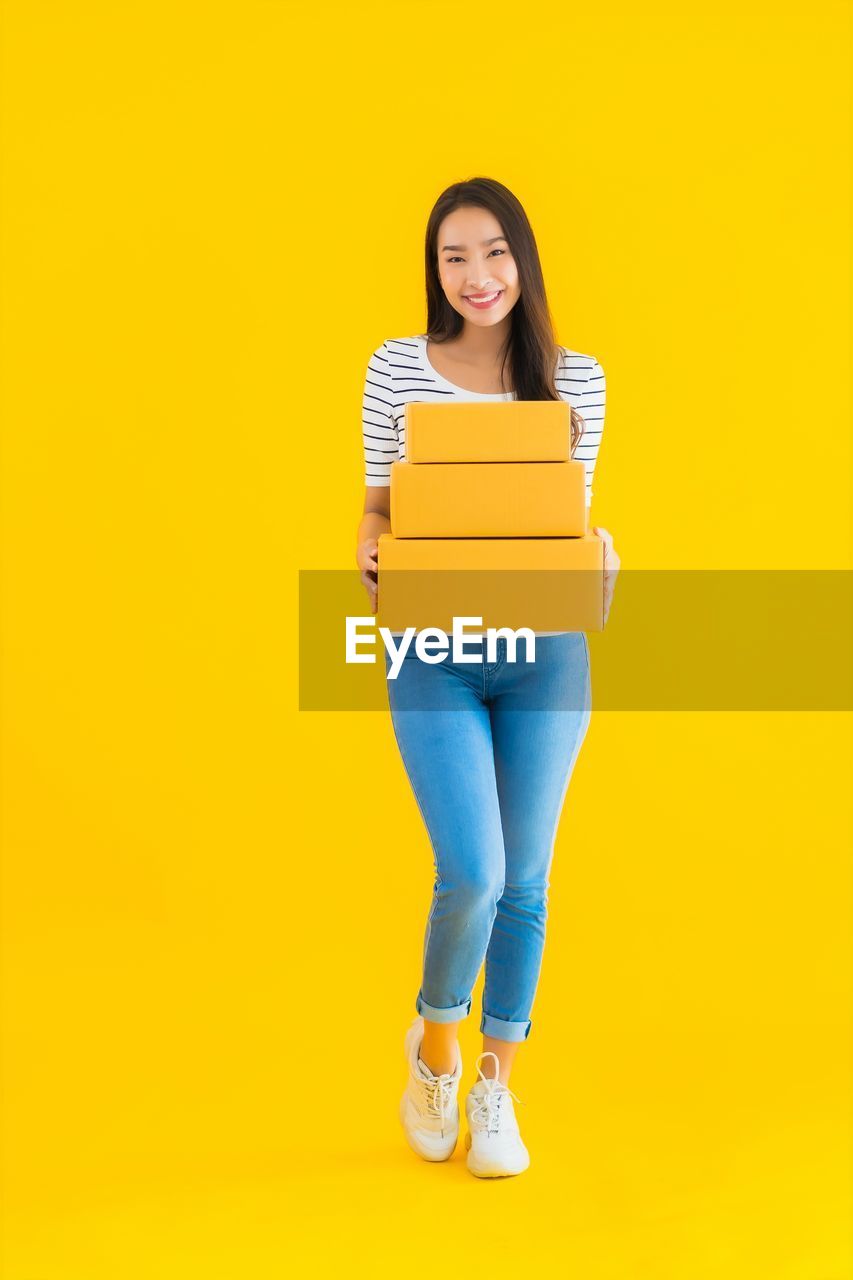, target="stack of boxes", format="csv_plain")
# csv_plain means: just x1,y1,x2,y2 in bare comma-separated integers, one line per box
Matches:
376,401,604,635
